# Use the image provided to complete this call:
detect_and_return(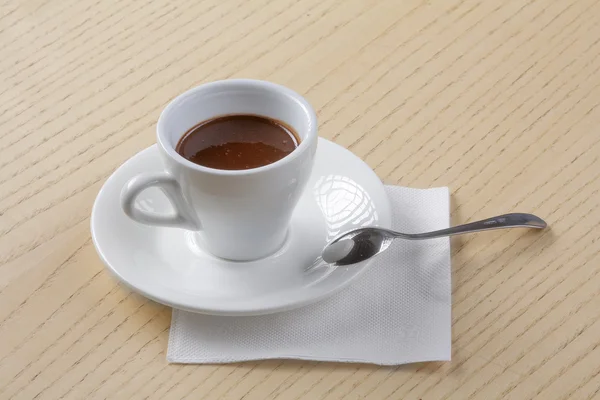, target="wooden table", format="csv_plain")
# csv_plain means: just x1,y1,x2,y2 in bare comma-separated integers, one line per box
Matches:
1,0,600,398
